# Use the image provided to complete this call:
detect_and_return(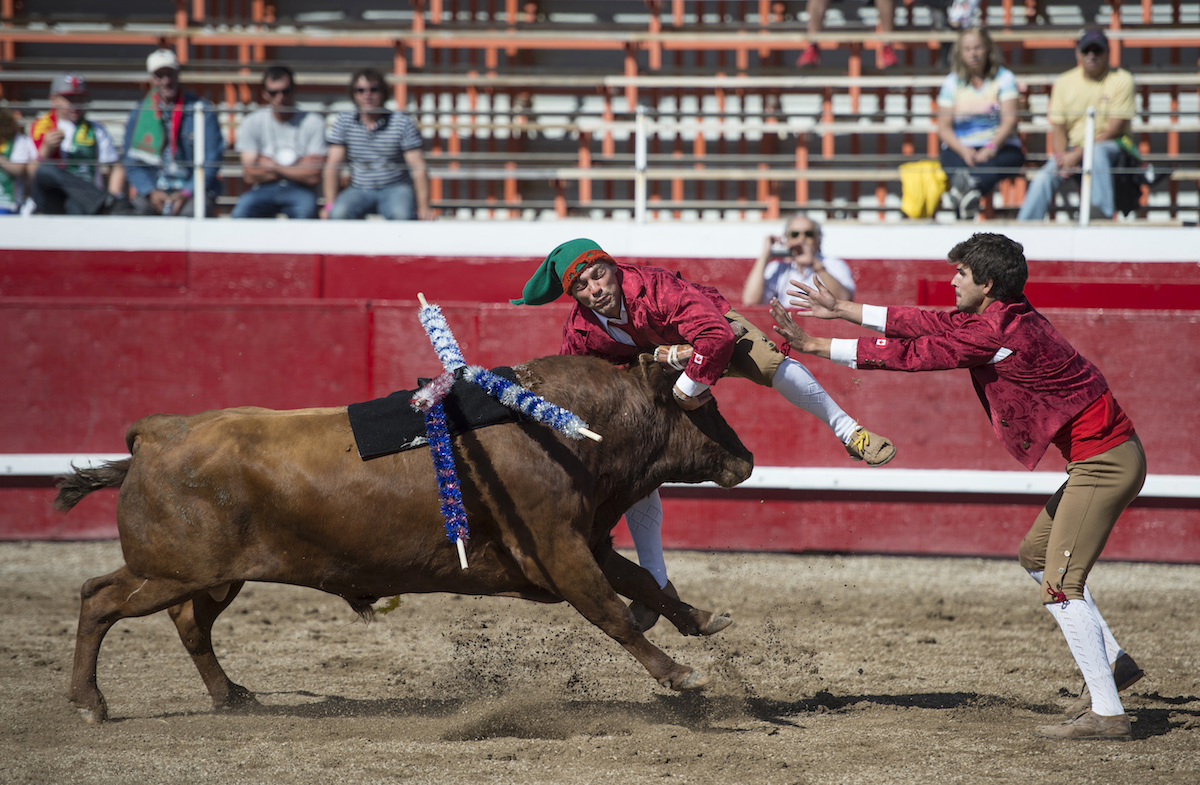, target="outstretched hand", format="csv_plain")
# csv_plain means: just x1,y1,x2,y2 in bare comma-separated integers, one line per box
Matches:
768,298,813,351
785,275,840,319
